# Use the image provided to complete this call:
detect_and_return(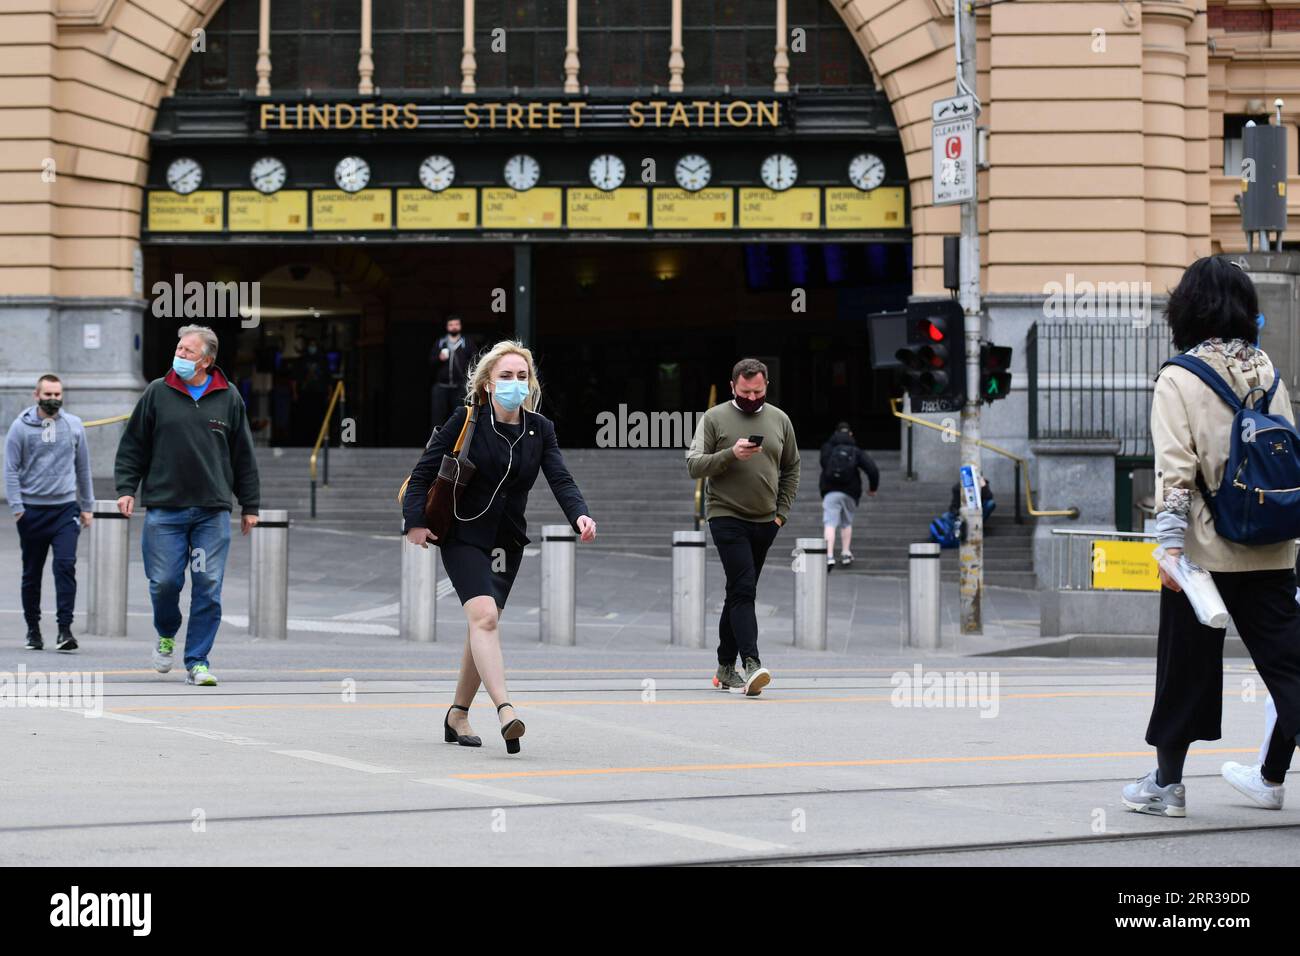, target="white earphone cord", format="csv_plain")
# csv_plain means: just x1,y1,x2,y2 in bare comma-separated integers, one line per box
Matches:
451,404,525,523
